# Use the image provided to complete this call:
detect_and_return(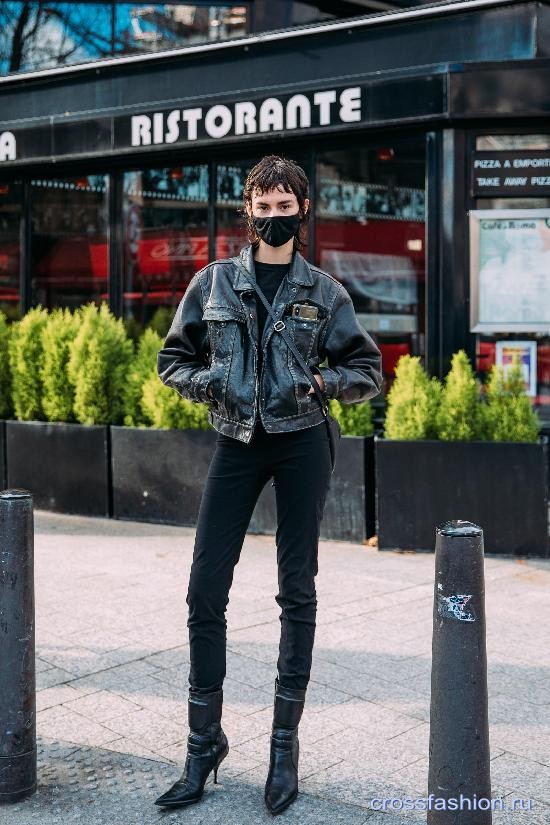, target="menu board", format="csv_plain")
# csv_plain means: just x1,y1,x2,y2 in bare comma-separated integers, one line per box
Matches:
469,209,550,333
